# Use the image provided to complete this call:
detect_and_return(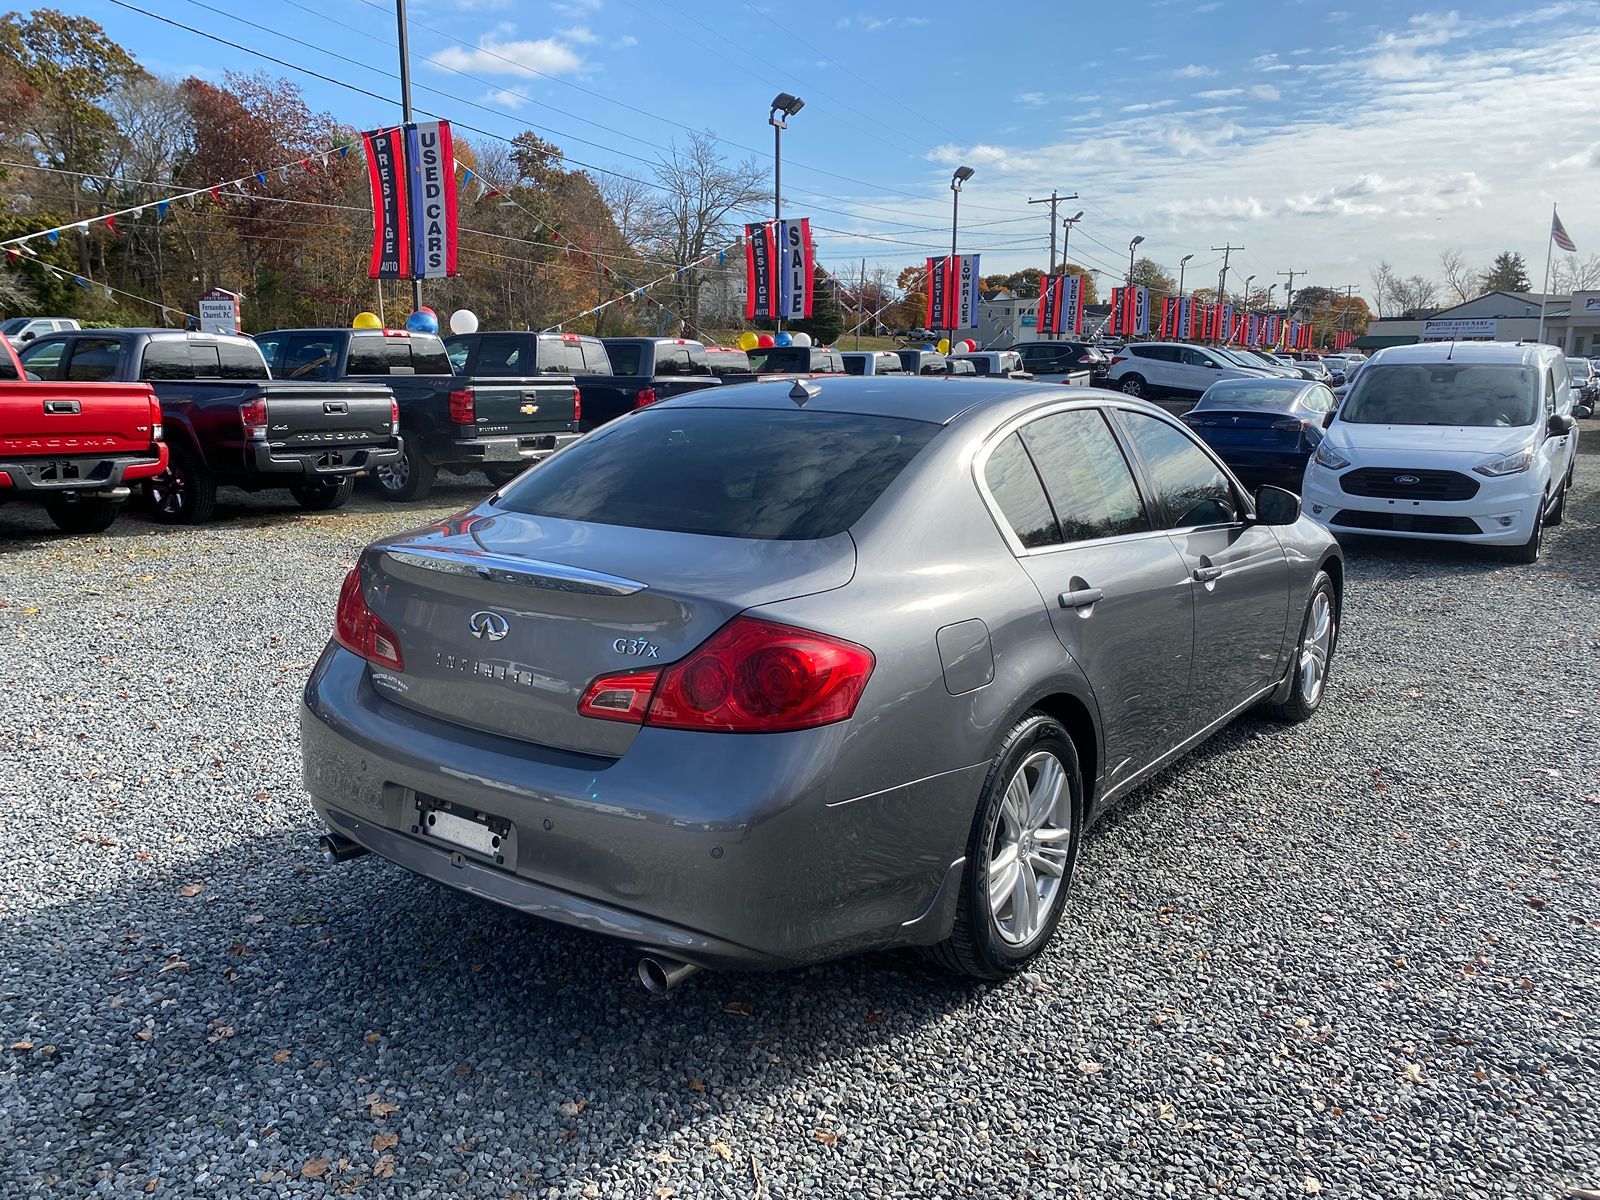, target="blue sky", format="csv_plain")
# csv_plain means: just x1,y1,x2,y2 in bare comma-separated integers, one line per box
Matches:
85,0,1600,302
